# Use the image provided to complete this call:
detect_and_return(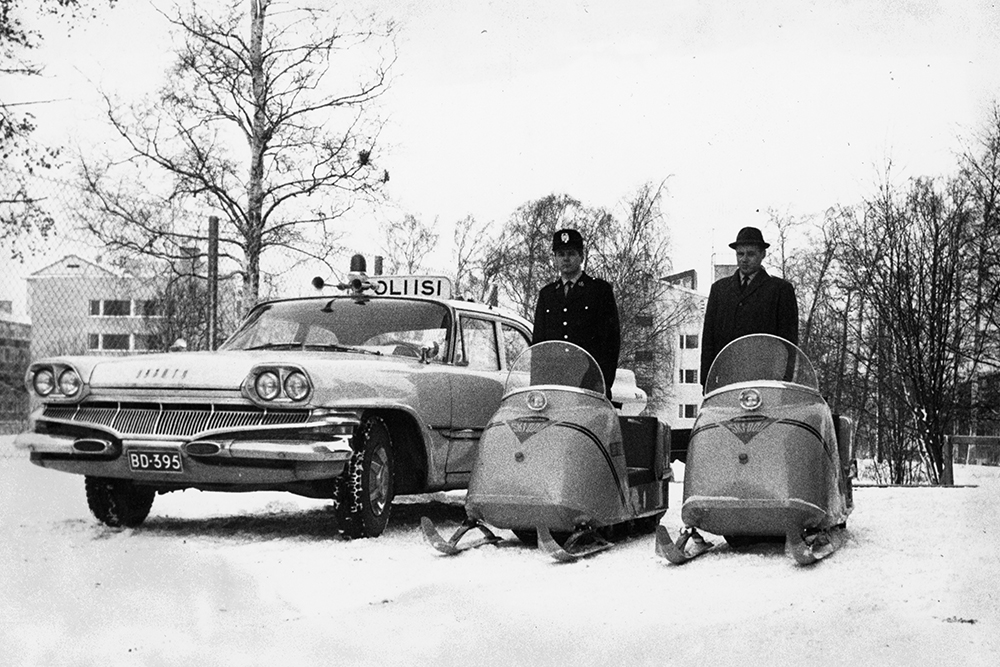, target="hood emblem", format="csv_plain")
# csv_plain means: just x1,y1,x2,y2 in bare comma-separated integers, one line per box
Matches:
507,417,551,444
136,367,190,380
723,415,776,444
